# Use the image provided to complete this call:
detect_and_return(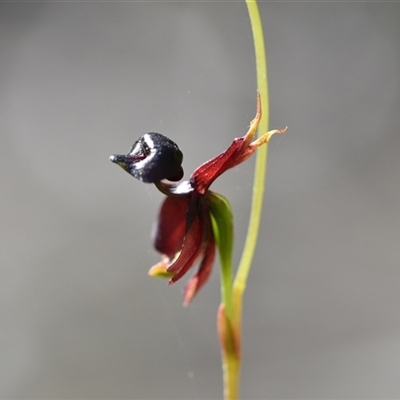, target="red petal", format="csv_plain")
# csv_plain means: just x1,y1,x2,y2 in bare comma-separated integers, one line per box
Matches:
183,235,216,305
190,94,265,194
152,196,188,259
190,137,247,195
167,195,205,281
